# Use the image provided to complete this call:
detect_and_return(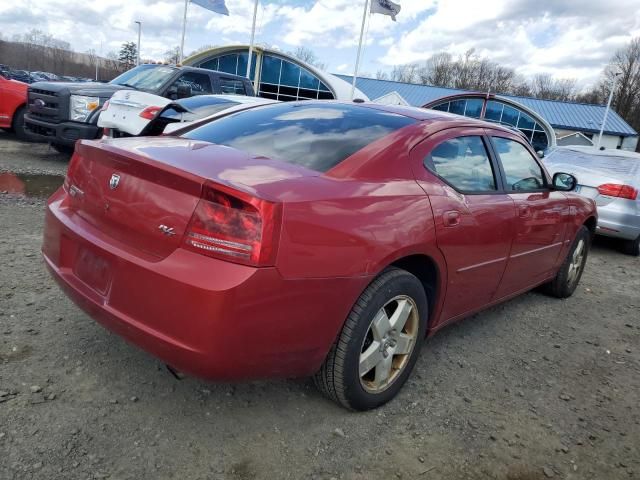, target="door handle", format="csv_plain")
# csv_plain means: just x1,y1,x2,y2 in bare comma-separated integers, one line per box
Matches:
443,210,460,227
518,204,531,218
